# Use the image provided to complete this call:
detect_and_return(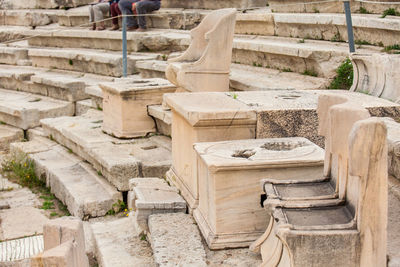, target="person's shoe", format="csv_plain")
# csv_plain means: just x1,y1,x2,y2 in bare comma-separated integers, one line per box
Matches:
91,23,96,30
111,24,119,31
127,26,138,31
96,26,106,31
136,27,147,32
